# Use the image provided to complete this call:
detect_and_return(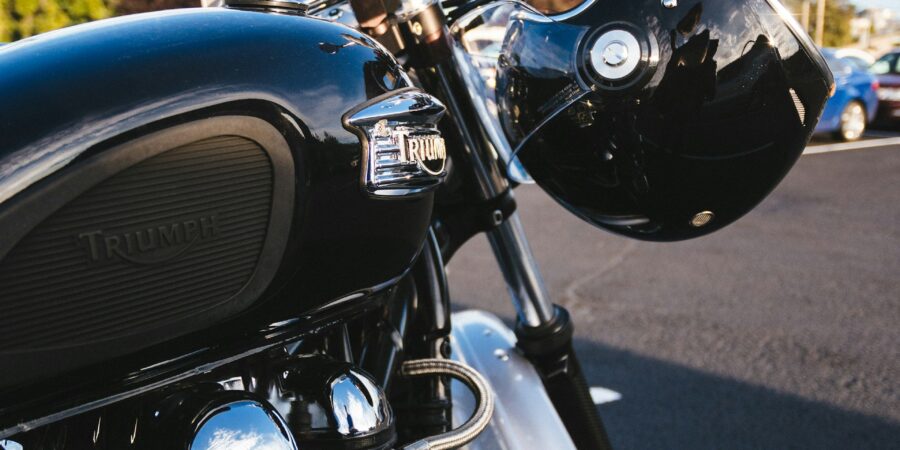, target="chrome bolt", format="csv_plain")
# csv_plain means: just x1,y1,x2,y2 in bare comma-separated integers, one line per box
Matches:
492,209,504,226
662,0,677,8
411,21,423,36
